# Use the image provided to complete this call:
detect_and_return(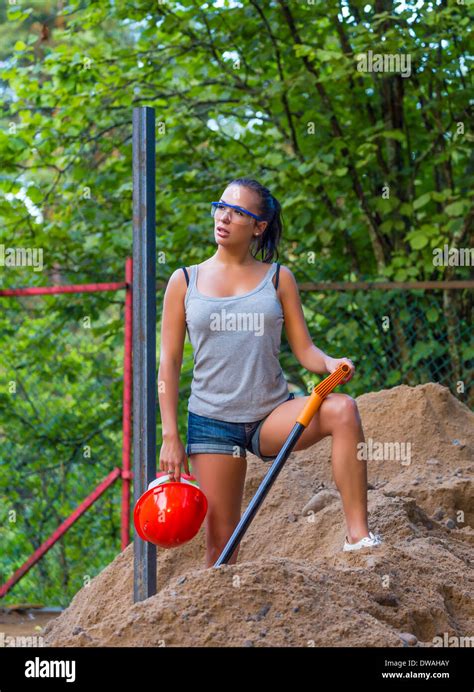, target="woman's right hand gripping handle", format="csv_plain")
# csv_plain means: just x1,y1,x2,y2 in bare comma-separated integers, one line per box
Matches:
159,433,190,482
